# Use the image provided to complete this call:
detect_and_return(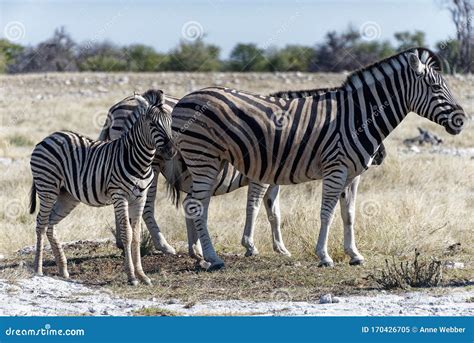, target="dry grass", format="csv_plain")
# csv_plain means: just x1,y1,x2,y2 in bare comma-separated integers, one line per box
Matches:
0,72,472,300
